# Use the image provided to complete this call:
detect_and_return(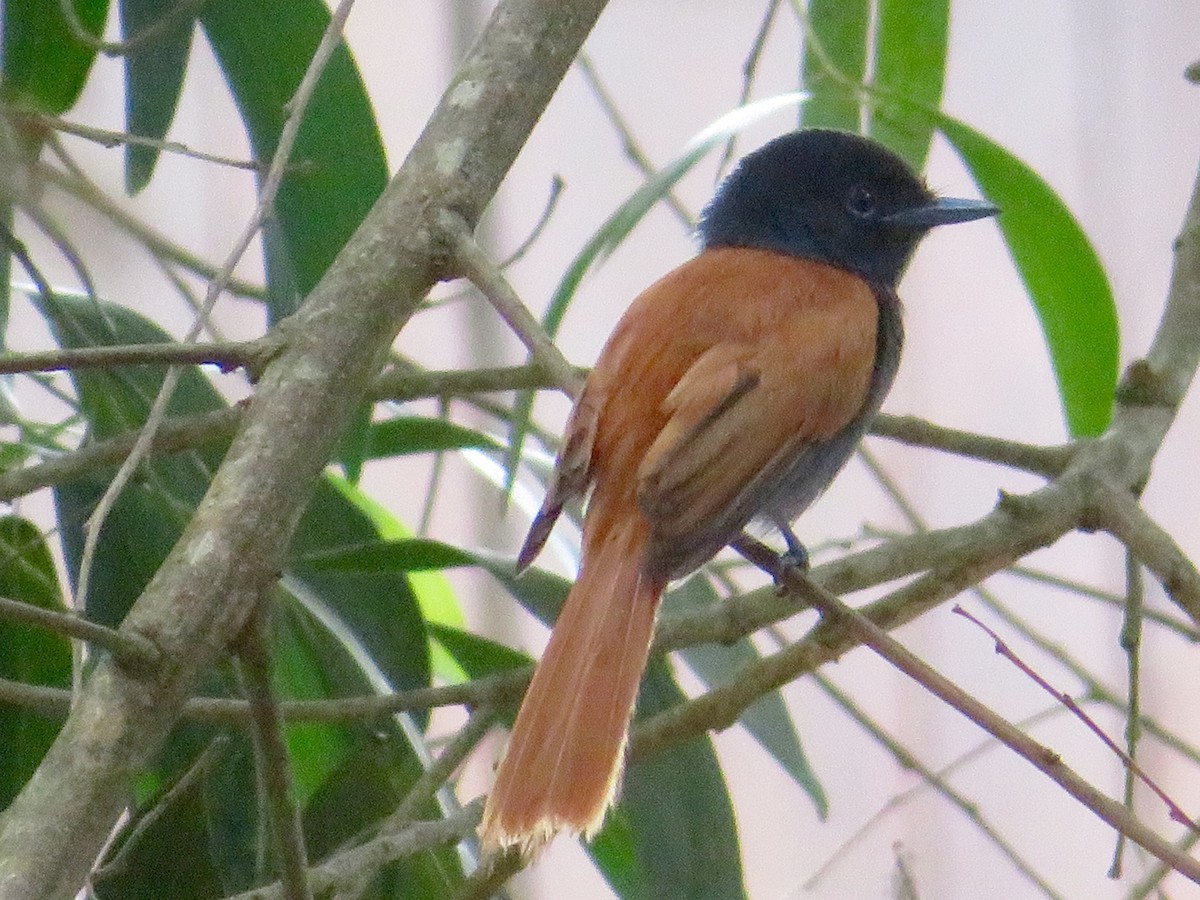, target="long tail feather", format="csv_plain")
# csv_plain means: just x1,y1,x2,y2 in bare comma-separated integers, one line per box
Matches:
481,515,664,854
